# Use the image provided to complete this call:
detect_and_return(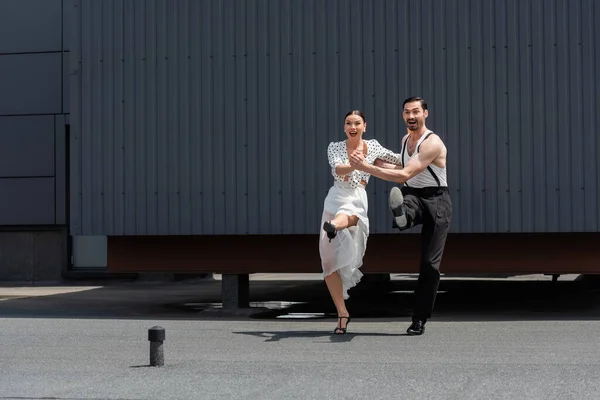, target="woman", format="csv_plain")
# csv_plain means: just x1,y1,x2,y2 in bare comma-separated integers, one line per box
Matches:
319,110,402,334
